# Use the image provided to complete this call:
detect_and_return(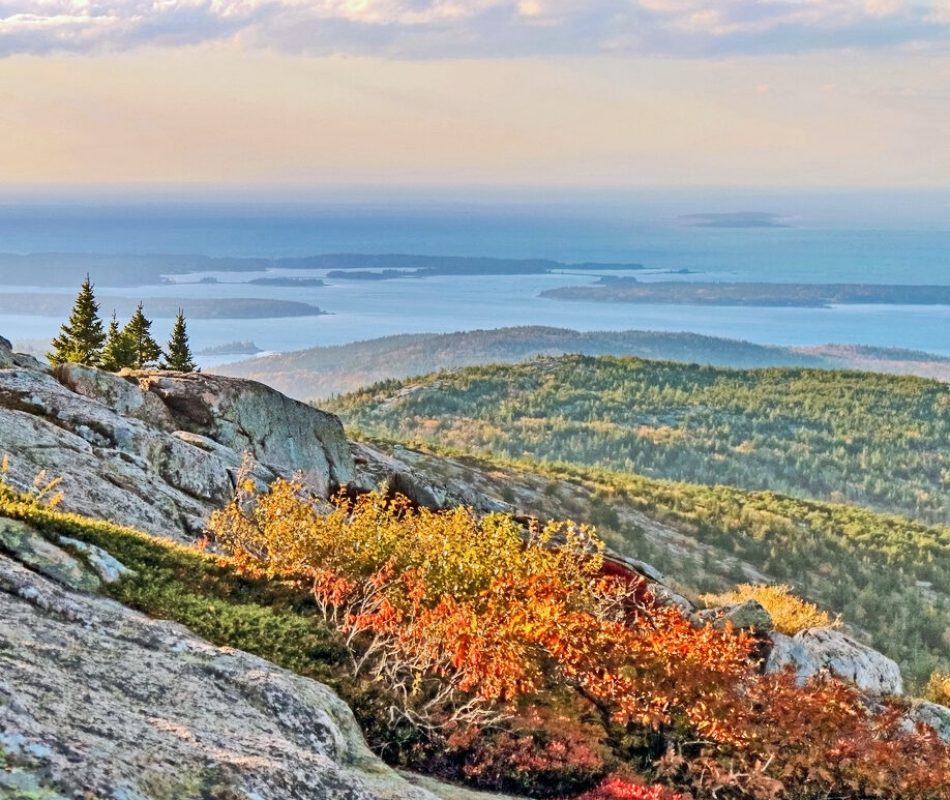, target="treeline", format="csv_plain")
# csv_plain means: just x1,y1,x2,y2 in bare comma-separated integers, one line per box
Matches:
329,355,950,523
47,276,196,372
